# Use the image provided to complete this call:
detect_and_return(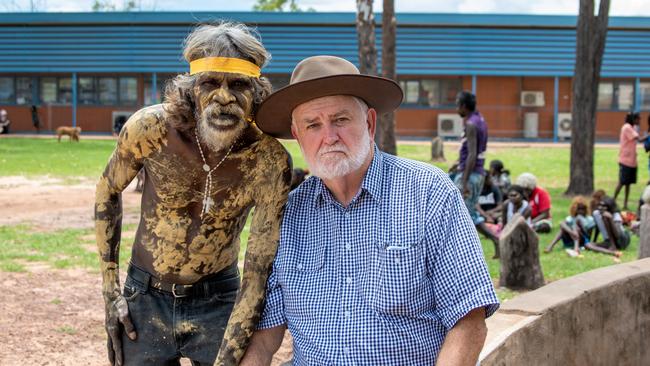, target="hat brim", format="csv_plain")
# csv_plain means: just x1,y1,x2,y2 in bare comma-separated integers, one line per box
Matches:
255,74,403,139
